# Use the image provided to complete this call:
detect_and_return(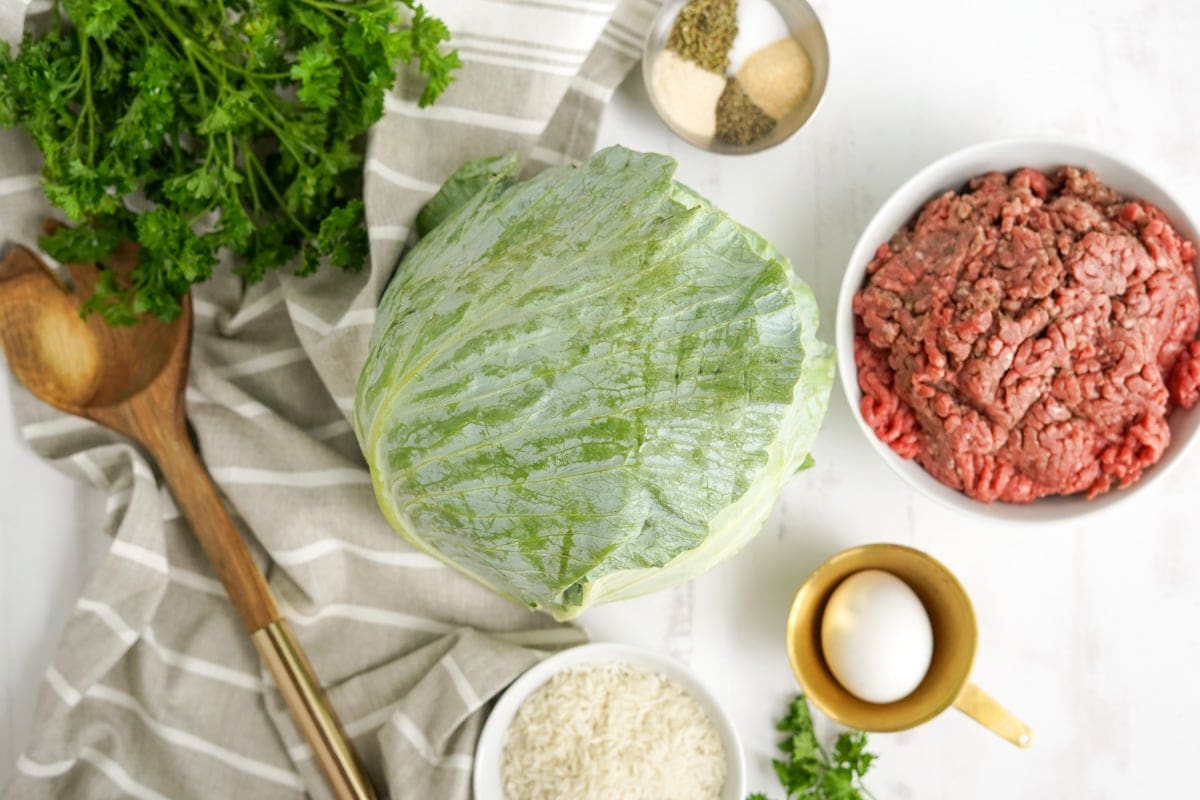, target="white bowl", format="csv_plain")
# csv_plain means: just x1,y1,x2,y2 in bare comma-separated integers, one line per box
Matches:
836,137,1200,524
473,642,746,800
